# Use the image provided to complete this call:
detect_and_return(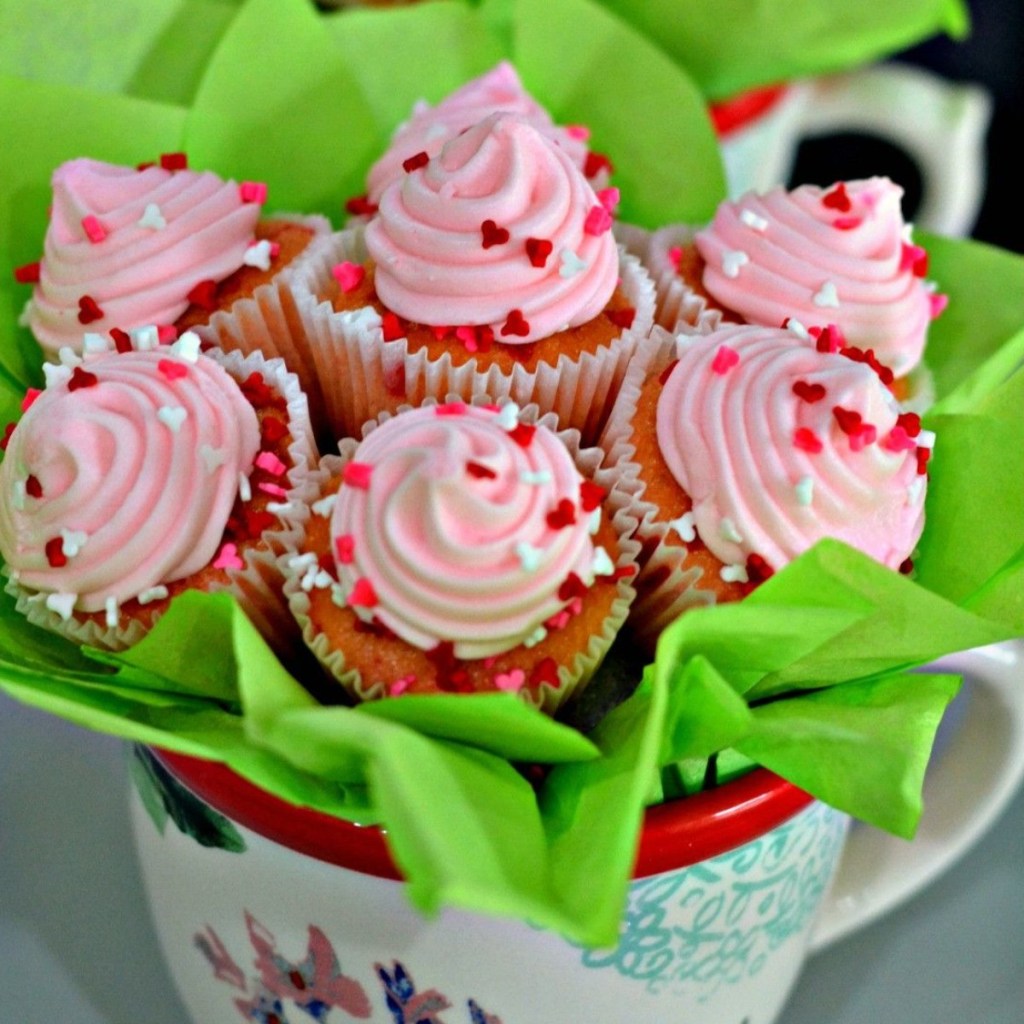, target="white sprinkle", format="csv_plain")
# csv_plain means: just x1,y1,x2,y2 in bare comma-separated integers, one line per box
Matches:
43,364,72,389
496,403,520,431
238,473,252,503
340,307,382,333
18,300,33,328
592,546,615,577
523,625,548,649
720,563,749,584
312,570,333,590
520,469,552,486
83,332,111,355
516,541,544,572
300,565,320,592
588,507,601,536
721,249,749,278
60,528,87,557
199,444,227,473
559,248,588,278
786,318,811,341
740,208,769,232
907,477,925,506
171,331,201,363
719,517,744,544
157,405,187,432
265,501,292,515
244,239,274,271
45,593,77,621
105,596,119,629
58,346,83,368
917,429,936,450
813,281,840,308
138,585,169,605
668,511,697,543
131,325,159,351
11,480,26,511
795,476,815,507
137,202,167,230
288,553,317,572
330,583,347,608
312,493,337,517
